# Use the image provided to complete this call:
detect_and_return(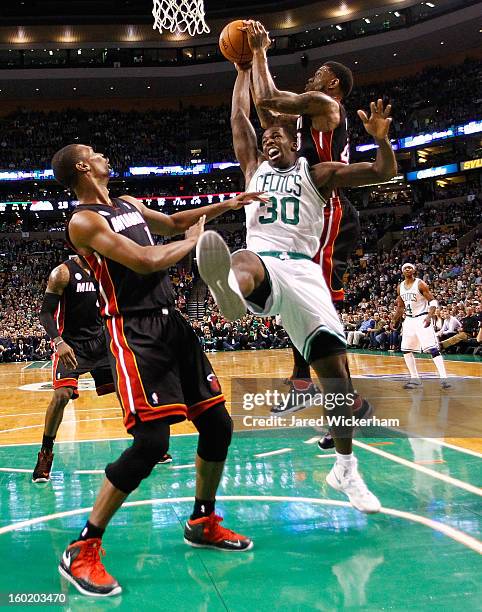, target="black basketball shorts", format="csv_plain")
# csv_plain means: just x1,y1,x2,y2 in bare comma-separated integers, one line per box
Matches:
52,333,114,399
105,308,224,431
